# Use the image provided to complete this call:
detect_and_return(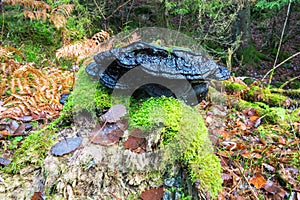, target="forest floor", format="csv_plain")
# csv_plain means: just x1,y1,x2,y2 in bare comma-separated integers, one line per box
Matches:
0,7,300,199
